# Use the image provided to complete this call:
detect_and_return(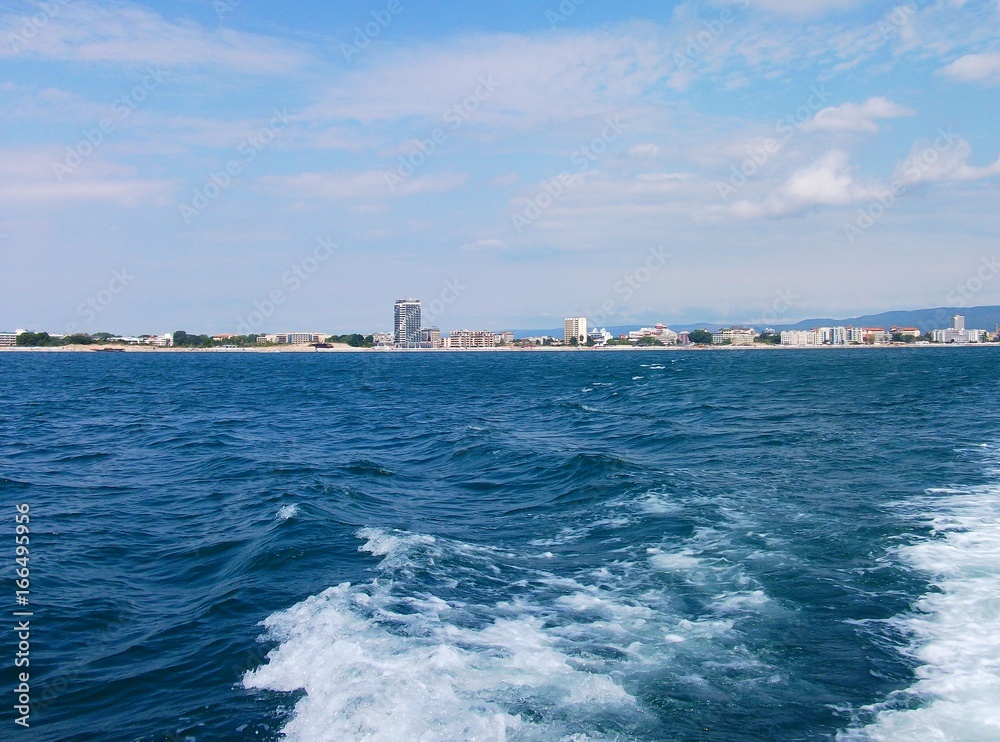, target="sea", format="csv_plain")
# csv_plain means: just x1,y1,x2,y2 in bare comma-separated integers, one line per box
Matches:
1,348,998,741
